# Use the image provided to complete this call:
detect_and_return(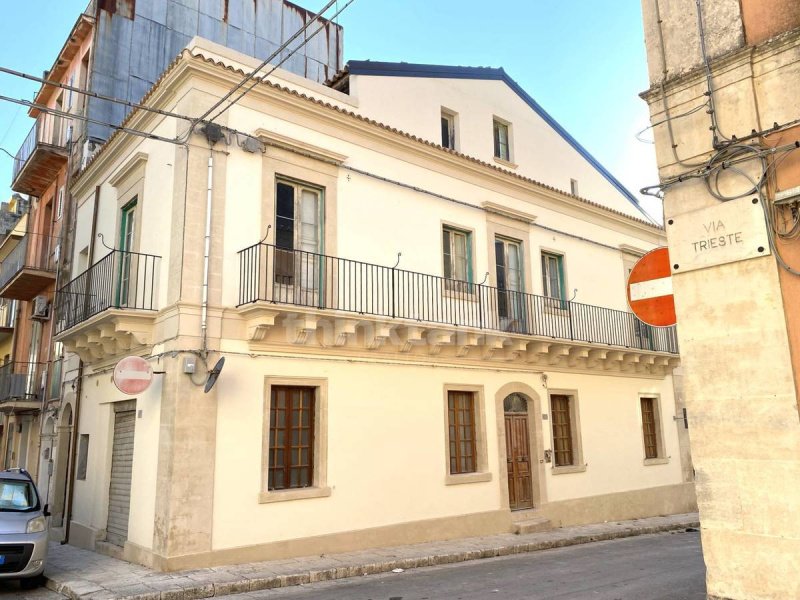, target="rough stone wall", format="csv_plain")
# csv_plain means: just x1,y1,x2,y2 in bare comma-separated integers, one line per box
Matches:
641,3,800,599
641,0,744,85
